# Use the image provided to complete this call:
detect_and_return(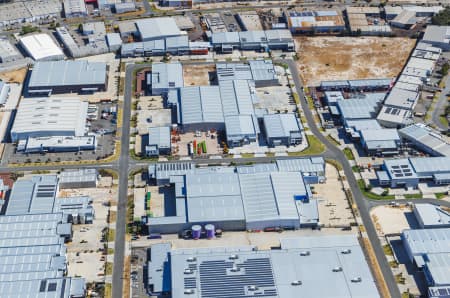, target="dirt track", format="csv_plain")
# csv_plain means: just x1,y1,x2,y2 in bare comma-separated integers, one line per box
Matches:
296,36,416,86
